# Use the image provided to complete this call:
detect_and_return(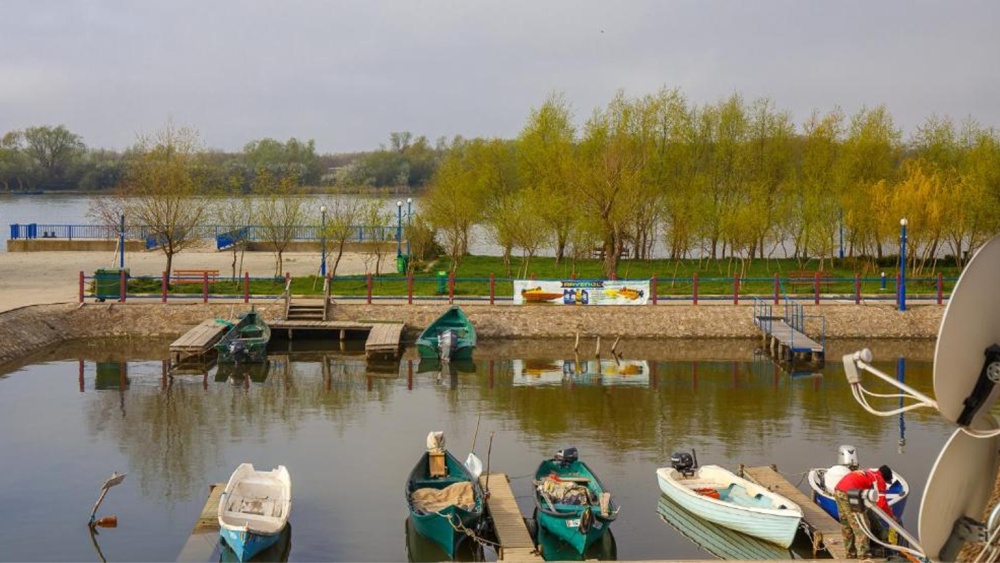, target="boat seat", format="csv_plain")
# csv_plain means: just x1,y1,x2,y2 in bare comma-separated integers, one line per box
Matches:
411,476,466,489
